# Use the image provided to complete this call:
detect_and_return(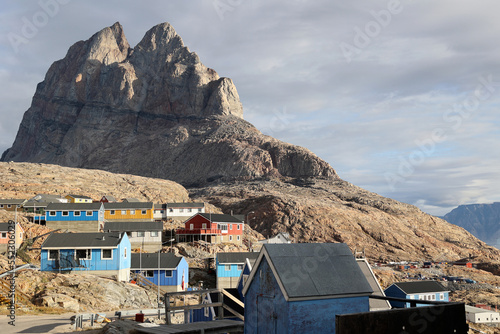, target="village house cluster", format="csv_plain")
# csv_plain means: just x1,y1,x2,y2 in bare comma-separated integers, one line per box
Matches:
0,194,498,332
